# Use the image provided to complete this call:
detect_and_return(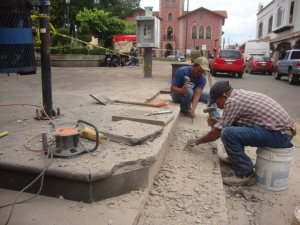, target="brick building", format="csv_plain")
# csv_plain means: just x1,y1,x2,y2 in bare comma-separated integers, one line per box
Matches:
127,0,227,58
